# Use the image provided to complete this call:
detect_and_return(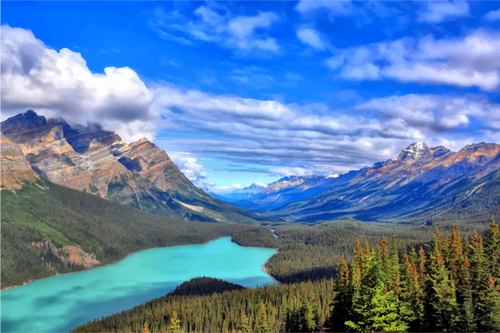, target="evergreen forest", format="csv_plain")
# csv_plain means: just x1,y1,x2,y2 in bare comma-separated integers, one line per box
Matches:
73,220,500,332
